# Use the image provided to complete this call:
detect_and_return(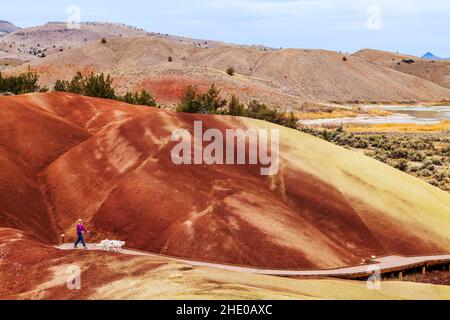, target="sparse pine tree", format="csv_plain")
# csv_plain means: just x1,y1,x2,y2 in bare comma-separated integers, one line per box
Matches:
53,79,68,92
228,95,245,116
200,84,227,113
177,85,201,113
83,73,116,99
